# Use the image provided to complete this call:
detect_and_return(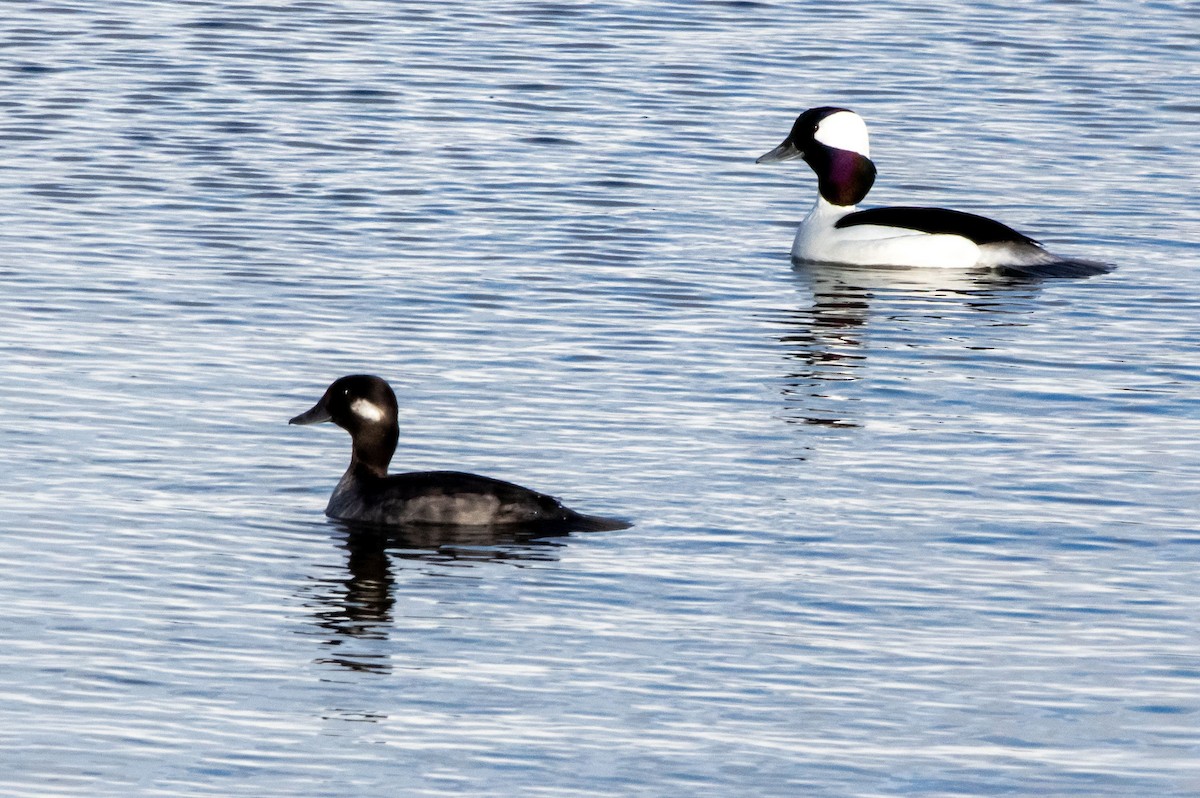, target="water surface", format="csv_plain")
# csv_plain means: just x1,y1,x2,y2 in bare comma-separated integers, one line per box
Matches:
1,1,1198,796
